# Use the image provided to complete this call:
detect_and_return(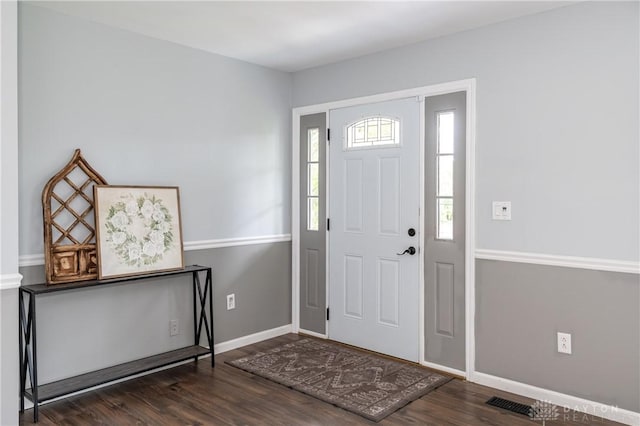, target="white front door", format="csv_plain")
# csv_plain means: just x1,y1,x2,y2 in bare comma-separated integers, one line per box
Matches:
328,98,420,362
